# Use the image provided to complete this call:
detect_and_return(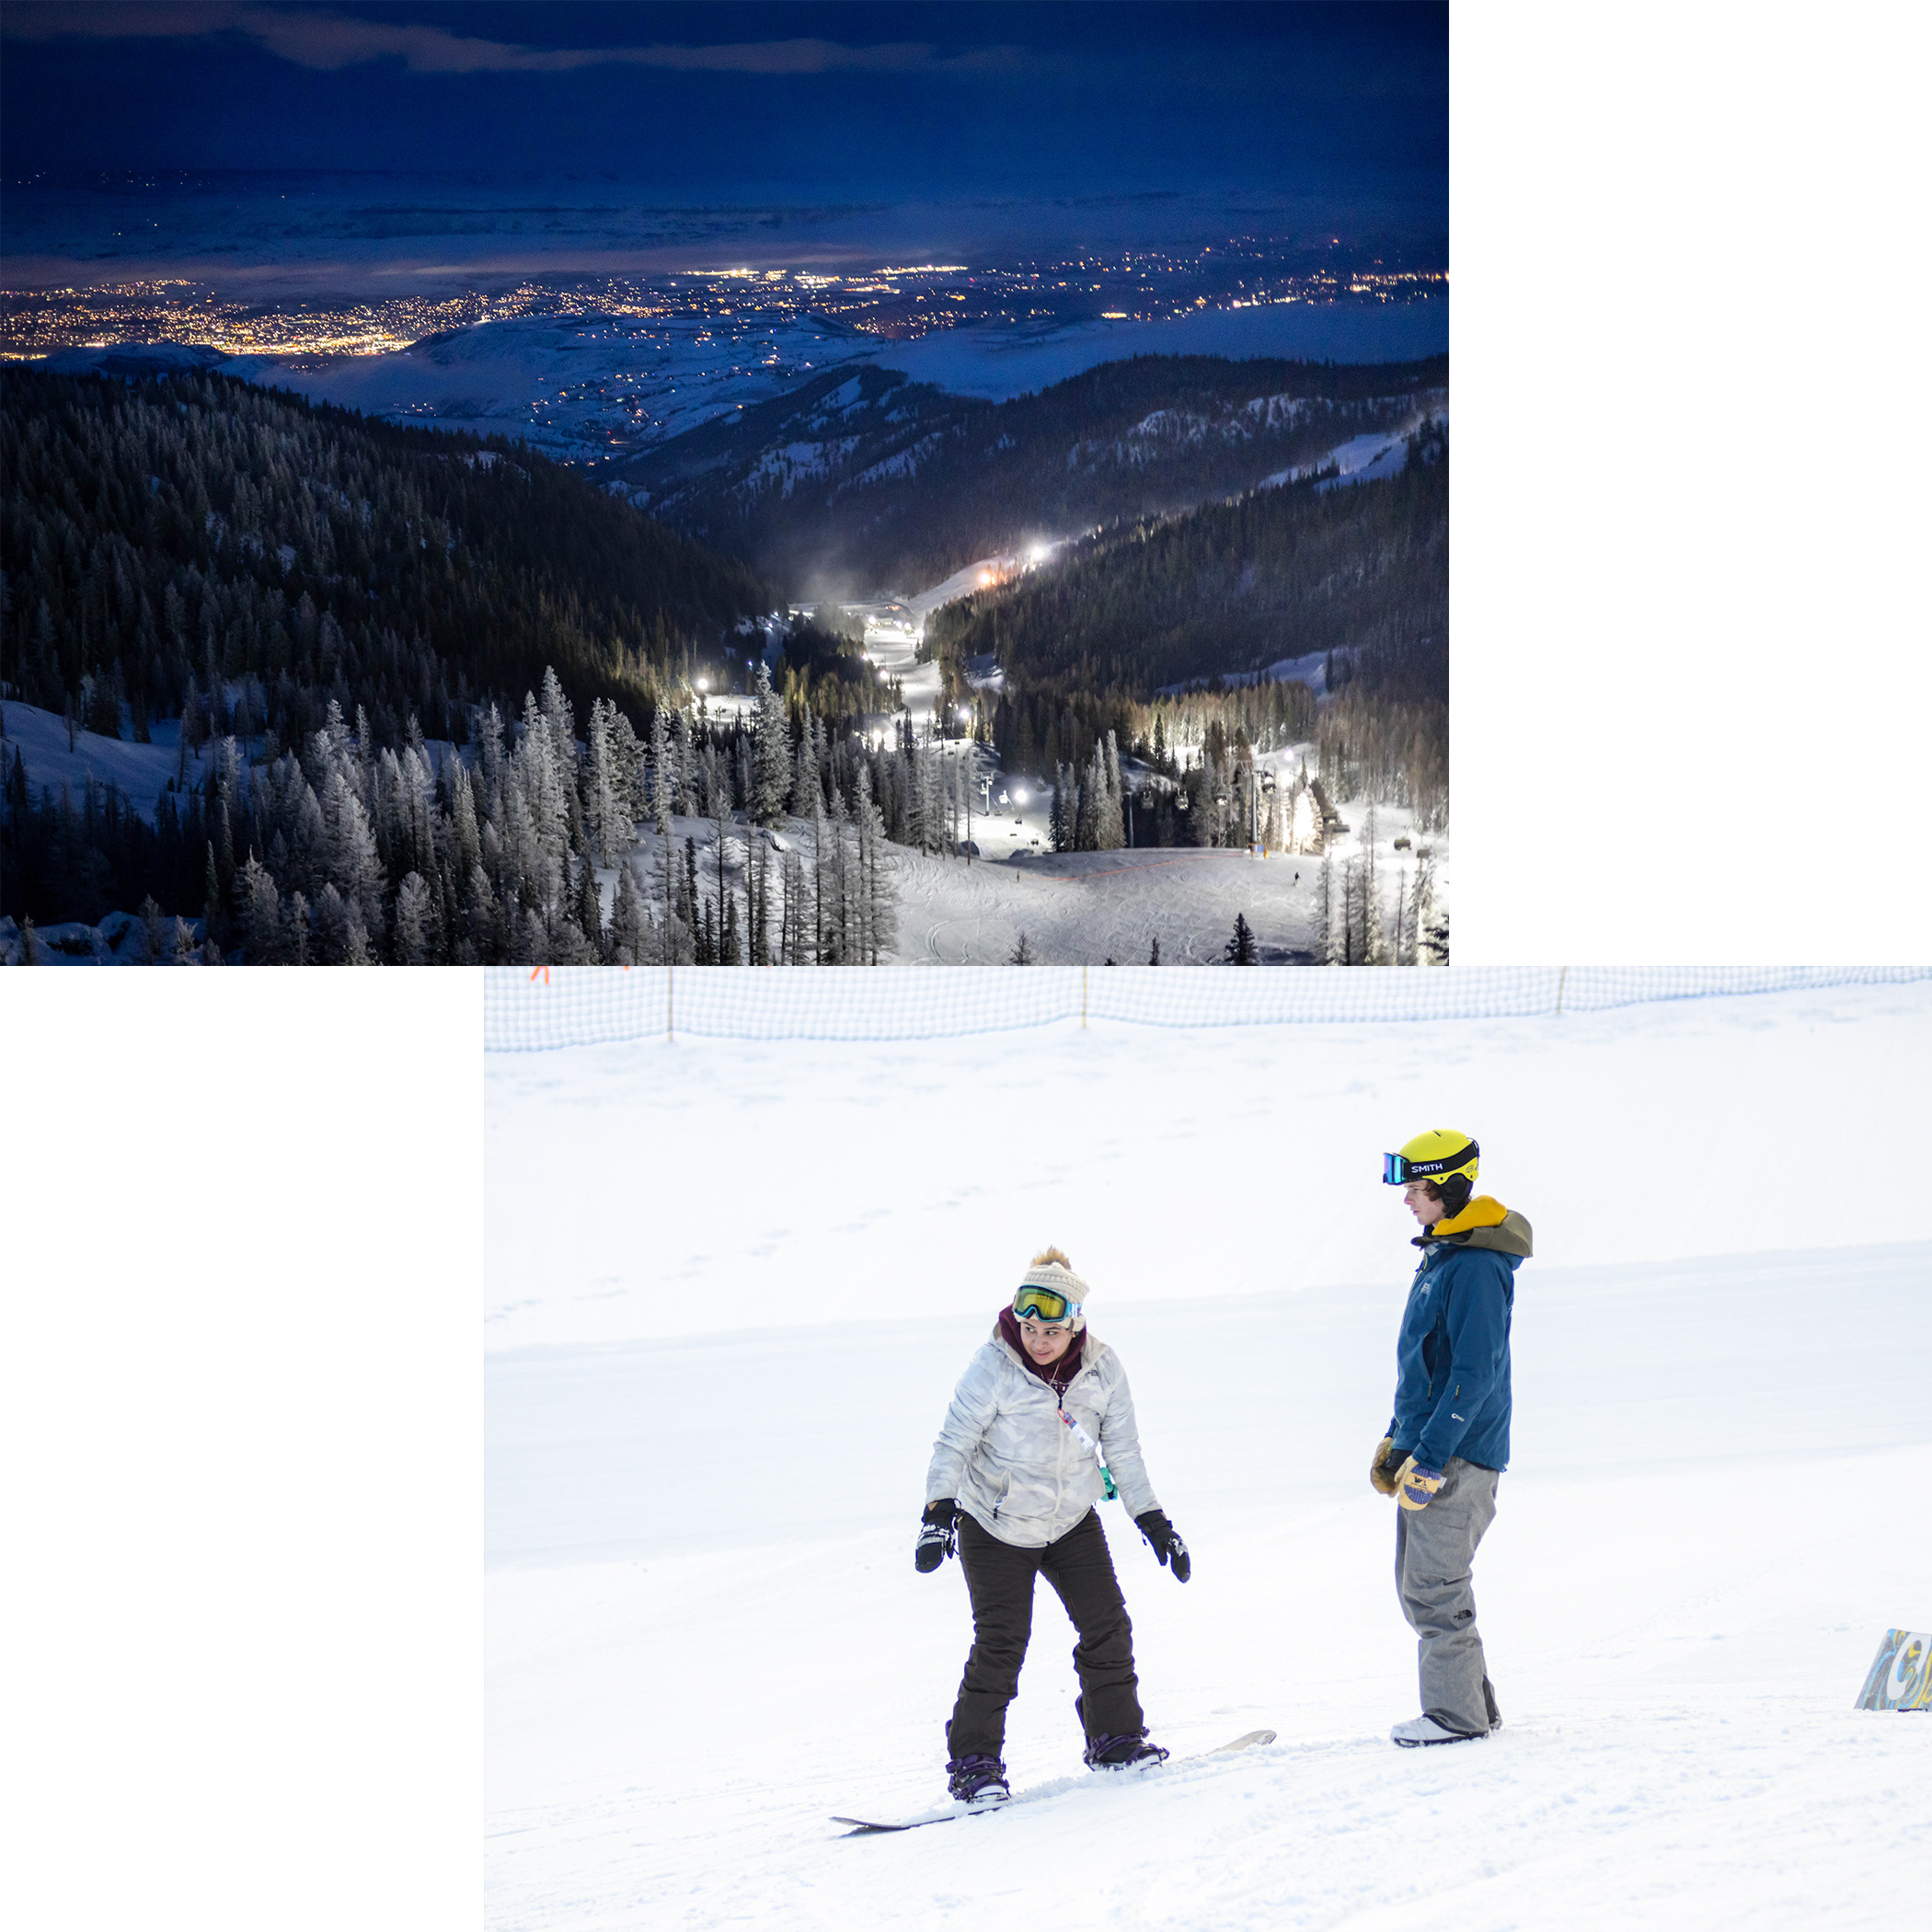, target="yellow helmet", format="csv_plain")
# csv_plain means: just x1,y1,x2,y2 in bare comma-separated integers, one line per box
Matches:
1382,1129,1479,1188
